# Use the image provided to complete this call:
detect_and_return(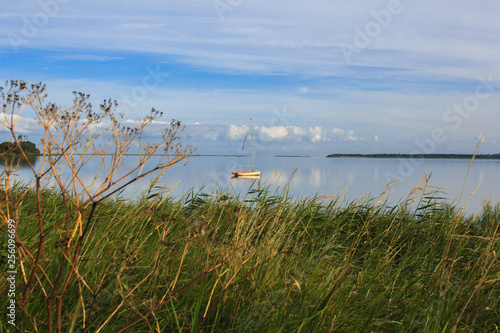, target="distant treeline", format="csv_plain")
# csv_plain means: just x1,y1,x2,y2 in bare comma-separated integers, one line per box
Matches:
0,140,40,155
327,153,500,159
